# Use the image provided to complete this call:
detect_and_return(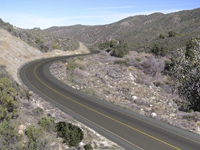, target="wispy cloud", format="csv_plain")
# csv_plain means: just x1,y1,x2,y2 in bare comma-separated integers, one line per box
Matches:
85,3,200,11
84,6,134,10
